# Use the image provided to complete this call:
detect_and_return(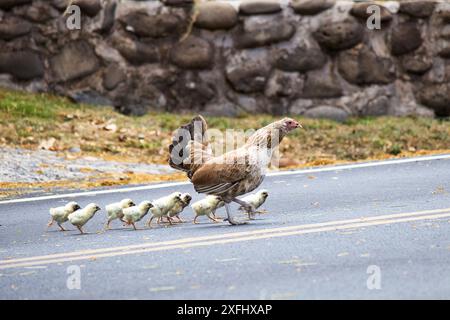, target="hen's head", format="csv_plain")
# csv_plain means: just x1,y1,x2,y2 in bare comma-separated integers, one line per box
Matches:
279,118,302,133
